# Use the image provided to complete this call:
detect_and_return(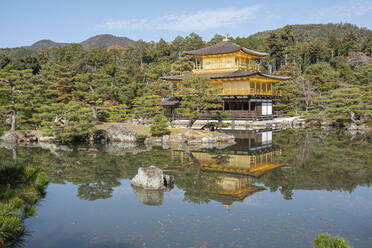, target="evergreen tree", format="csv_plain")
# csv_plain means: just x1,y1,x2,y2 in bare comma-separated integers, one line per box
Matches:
0,69,43,130
170,56,194,75
0,53,10,69
0,166,48,247
74,72,115,119
132,95,163,122
150,113,170,136
40,101,96,143
353,64,372,85
170,36,185,59
314,234,351,248
274,64,302,114
206,34,224,46
304,62,339,91
177,77,222,128
42,63,76,103
361,33,372,55
102,103,129,122
146,79,170,98
267,25,296,70
325,86,370,124
328,31,340,57
184,33,205,51
340,30,359,56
